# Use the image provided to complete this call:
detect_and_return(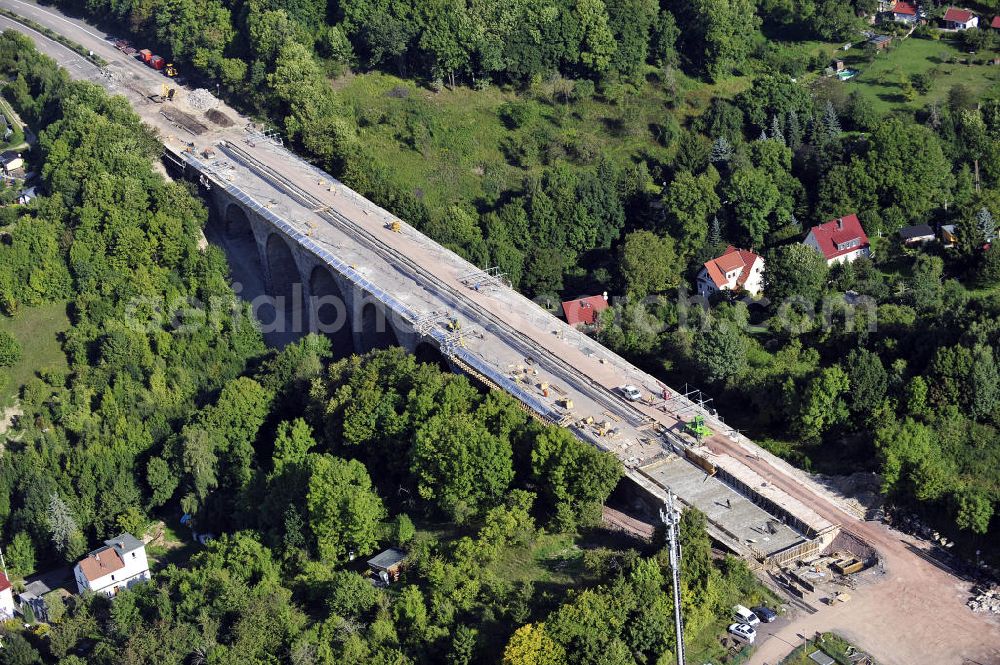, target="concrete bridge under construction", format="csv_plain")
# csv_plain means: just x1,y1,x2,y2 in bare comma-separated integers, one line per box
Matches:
8,8,843,566
11,6,1000,663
